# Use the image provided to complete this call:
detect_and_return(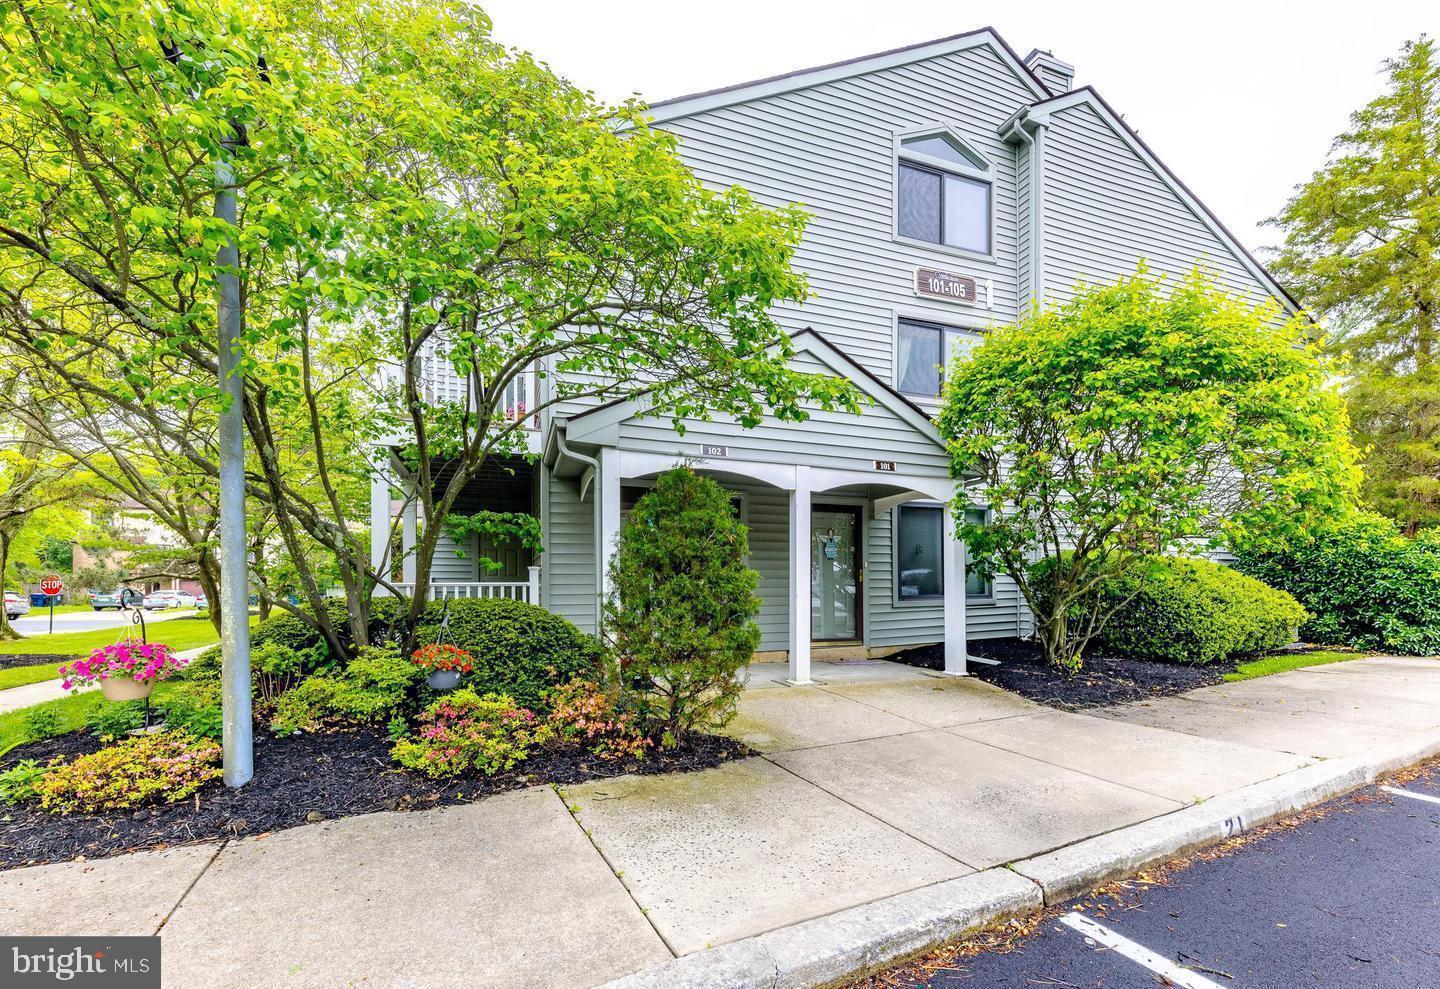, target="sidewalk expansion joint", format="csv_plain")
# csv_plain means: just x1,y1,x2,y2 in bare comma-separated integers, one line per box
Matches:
153,837,229,935
549,783,679,959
